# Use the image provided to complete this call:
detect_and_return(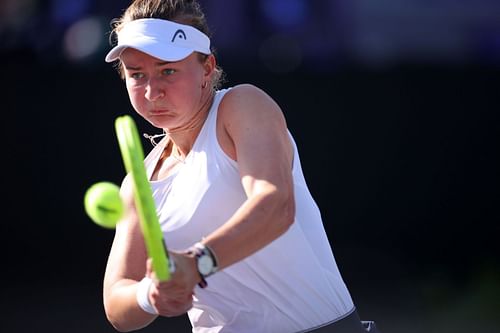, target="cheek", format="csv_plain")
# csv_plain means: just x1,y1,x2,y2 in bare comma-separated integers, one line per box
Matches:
126,85,144,111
